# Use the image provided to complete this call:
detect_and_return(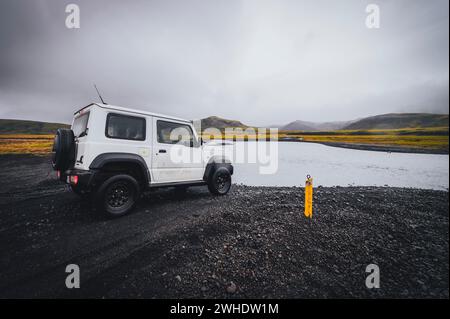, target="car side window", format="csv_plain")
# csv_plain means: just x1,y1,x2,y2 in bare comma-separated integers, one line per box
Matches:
157,120,194,146
106,113,146,141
